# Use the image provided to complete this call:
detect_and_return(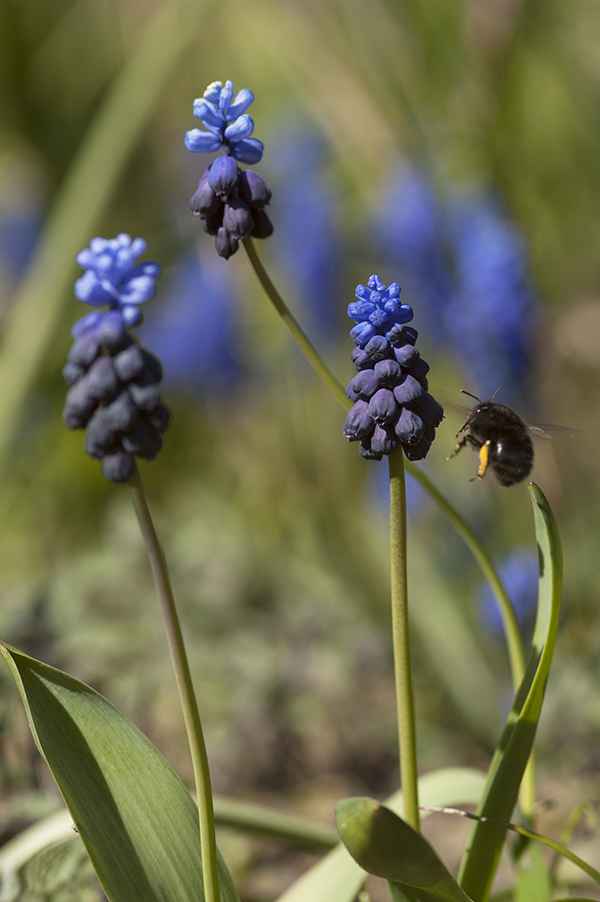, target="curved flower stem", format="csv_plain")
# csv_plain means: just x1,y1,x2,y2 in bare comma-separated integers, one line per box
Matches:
128,469,220,902
405,467,526,691
389,450,420,832
242,237,344,401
